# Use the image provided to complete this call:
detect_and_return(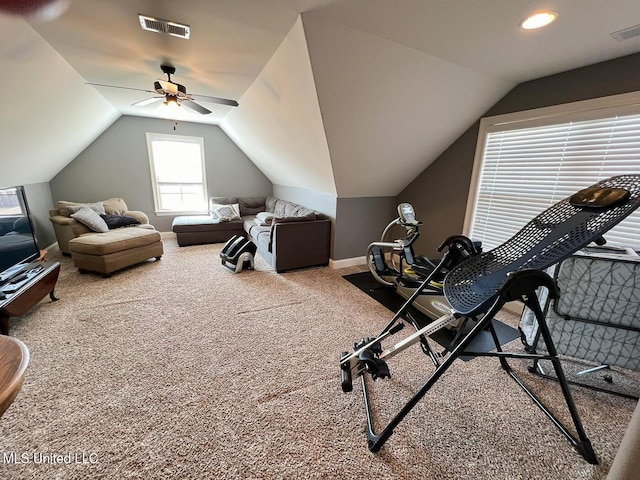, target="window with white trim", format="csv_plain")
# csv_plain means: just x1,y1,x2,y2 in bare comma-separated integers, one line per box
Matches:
146,133,207,214
466,93,640,251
